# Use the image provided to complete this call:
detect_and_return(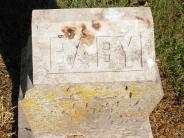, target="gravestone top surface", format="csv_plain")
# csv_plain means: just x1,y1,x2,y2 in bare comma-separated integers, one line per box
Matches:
32,7,155,85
